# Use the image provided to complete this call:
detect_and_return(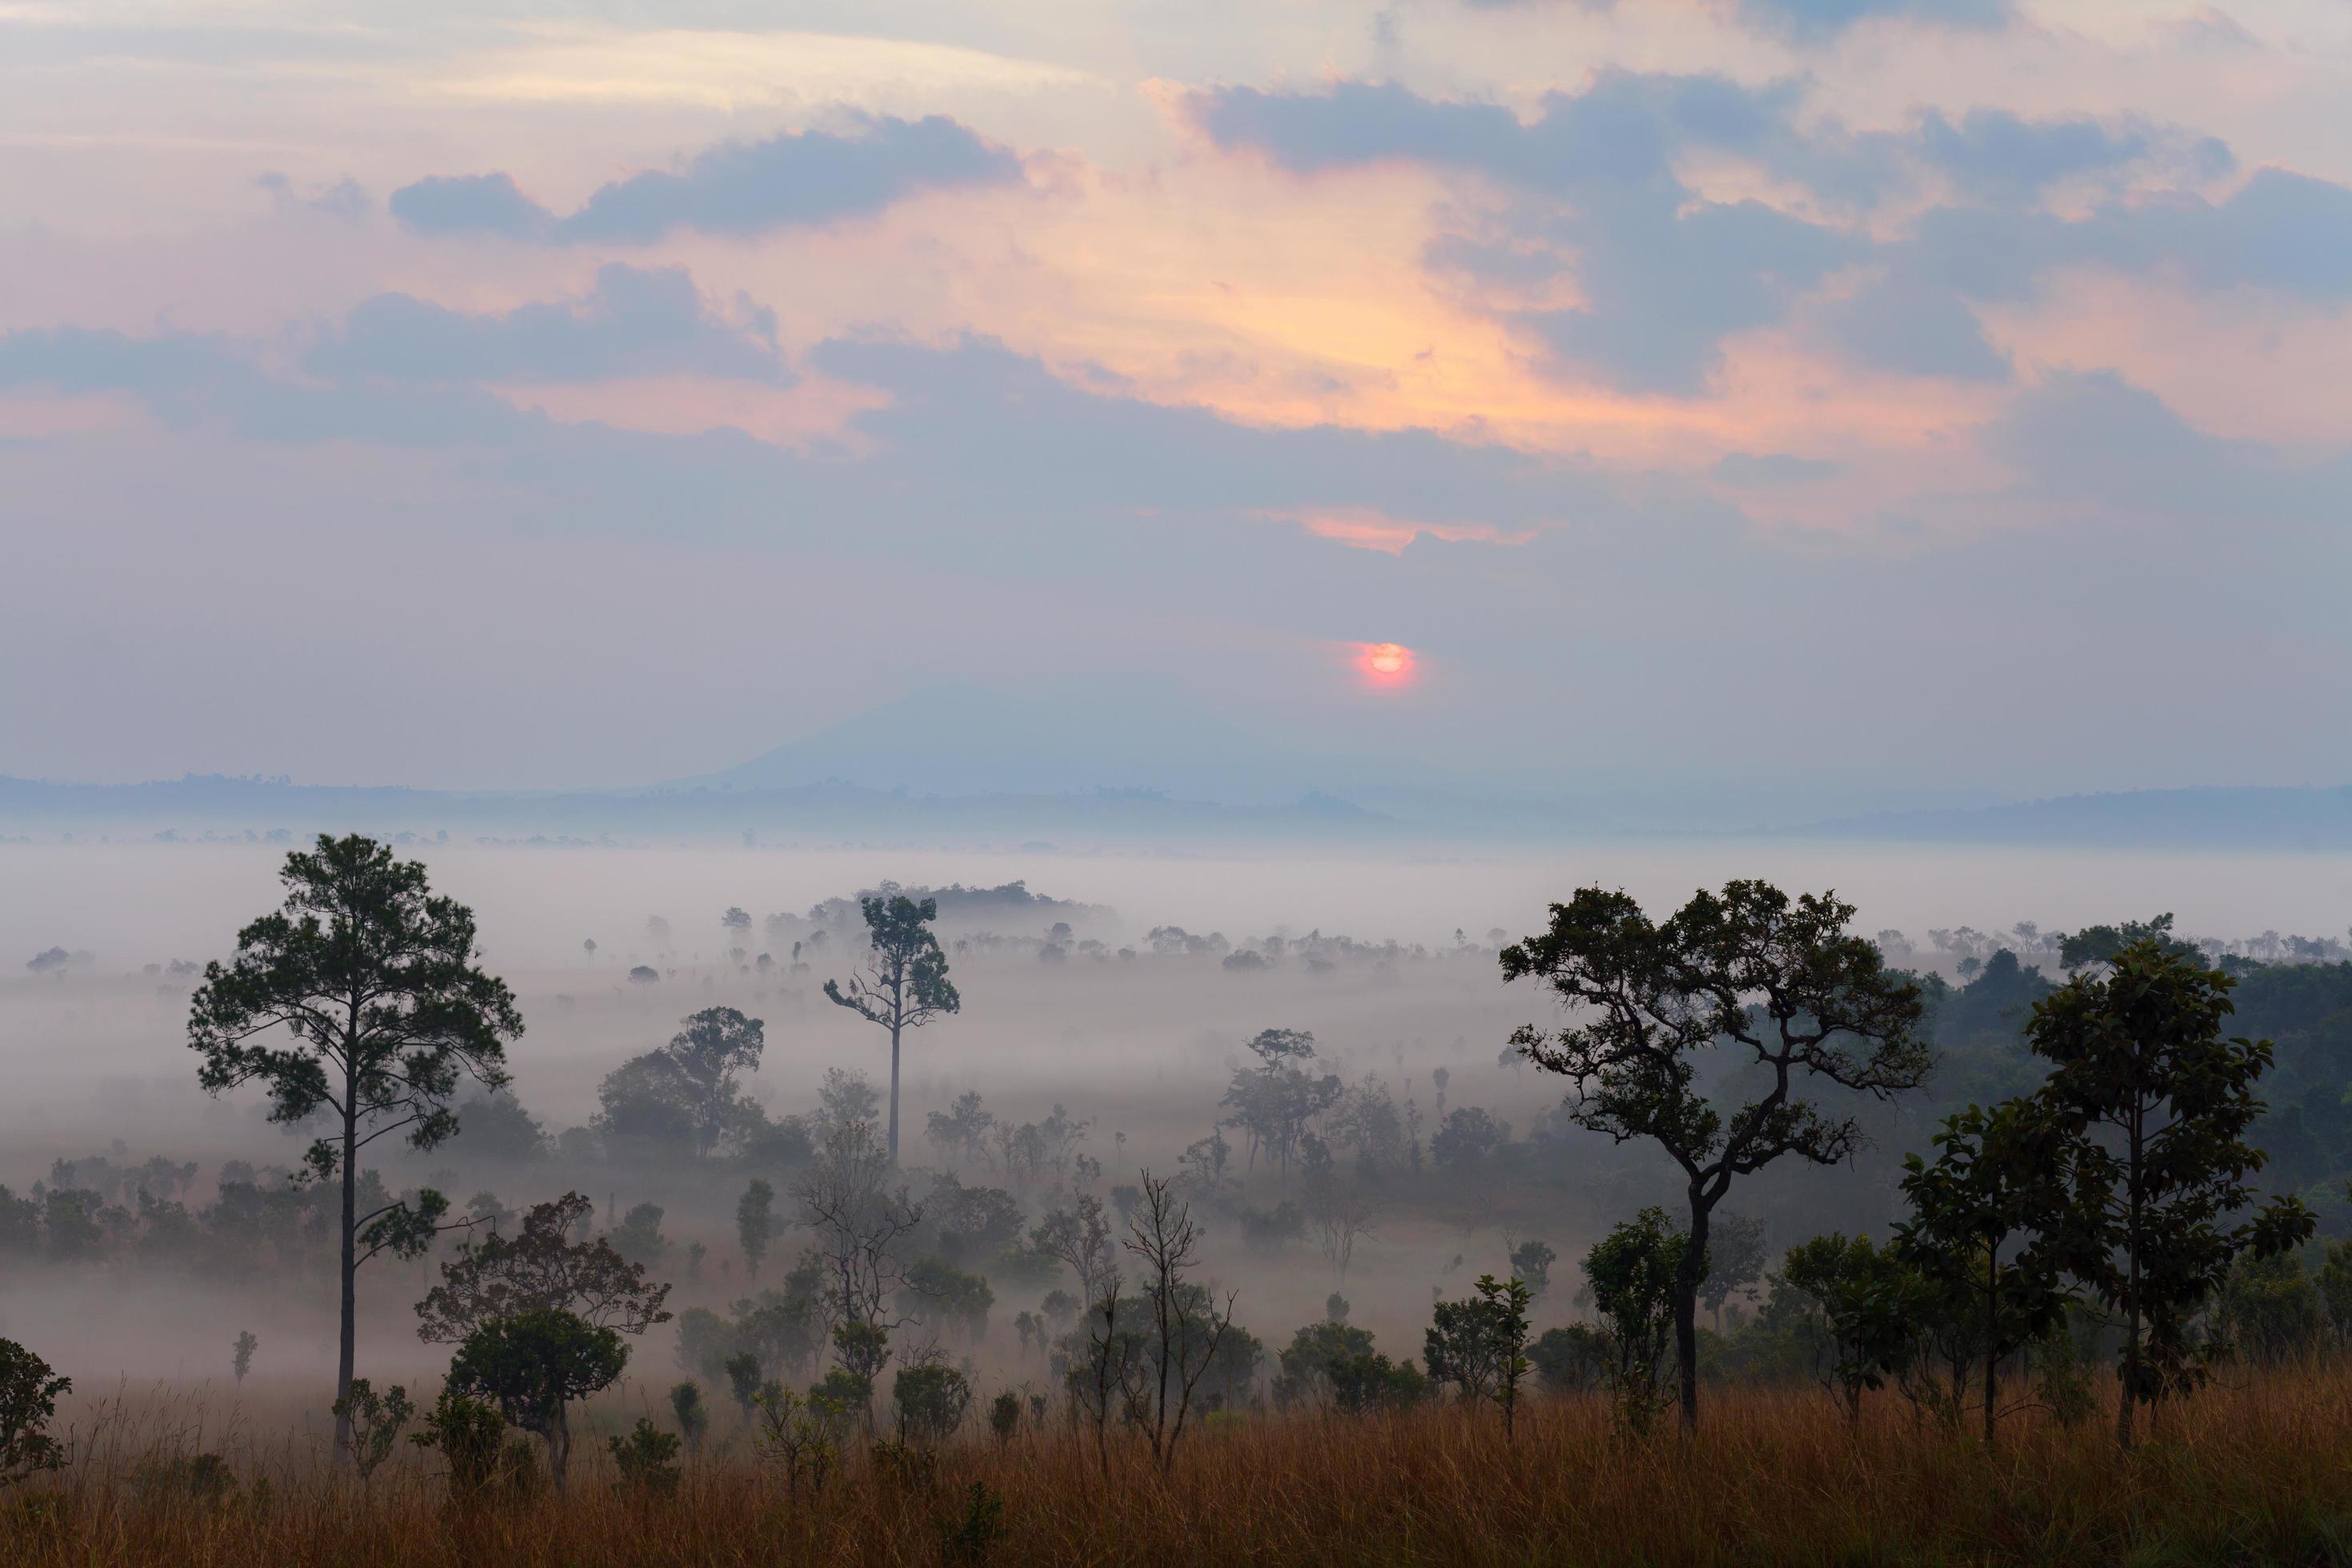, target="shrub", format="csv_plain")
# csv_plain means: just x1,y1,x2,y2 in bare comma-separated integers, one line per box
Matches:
607,1417,682,1497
